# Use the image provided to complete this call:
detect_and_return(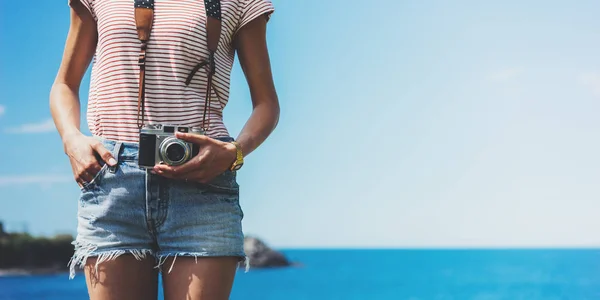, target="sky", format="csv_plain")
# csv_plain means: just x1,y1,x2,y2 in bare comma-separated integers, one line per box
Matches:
1,0,600,248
